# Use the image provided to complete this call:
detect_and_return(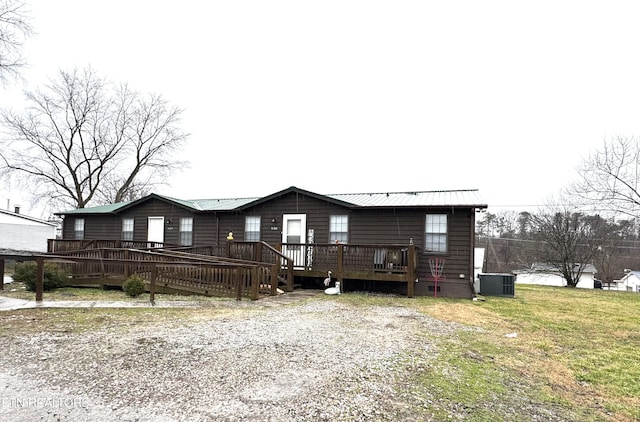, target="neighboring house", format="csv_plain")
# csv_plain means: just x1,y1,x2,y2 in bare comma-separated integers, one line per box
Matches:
607,271,640,292
54,186,488,298
514,263,598,289
0,207,57,252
